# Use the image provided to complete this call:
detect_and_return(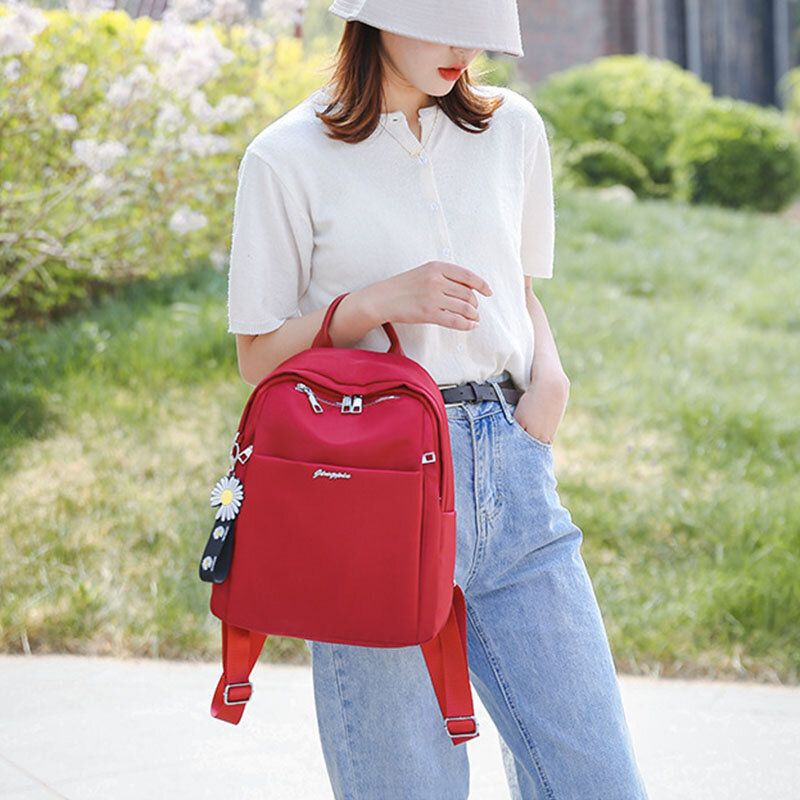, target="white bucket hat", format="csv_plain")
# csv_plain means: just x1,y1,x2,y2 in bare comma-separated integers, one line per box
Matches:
327,0,524,58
